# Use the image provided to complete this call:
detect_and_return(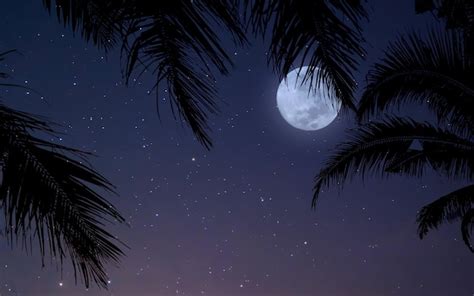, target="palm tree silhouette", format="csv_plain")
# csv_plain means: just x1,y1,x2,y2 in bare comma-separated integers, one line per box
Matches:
0,51,126,288
313,2,474,252
41,0,367,148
